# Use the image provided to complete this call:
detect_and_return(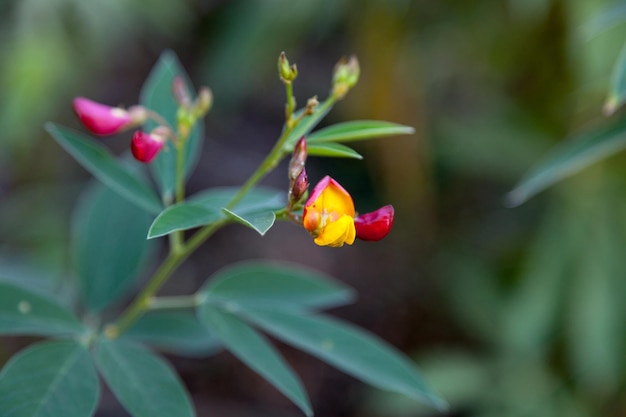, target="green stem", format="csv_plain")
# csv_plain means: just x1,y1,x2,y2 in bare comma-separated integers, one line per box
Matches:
148,295,201,310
